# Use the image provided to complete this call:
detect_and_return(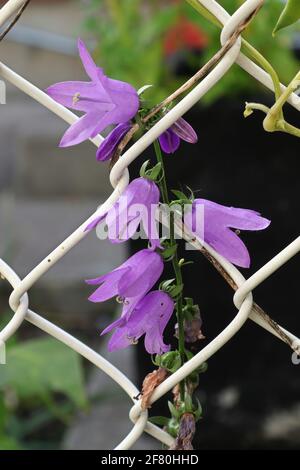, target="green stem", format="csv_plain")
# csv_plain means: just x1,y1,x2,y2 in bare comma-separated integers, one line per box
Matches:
170,211,185,377
267,70,300,118
246,71,300,137
154,140,169,205
281,121,300,137
242,41,282,102
244,102,270,116
153,140,185,400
